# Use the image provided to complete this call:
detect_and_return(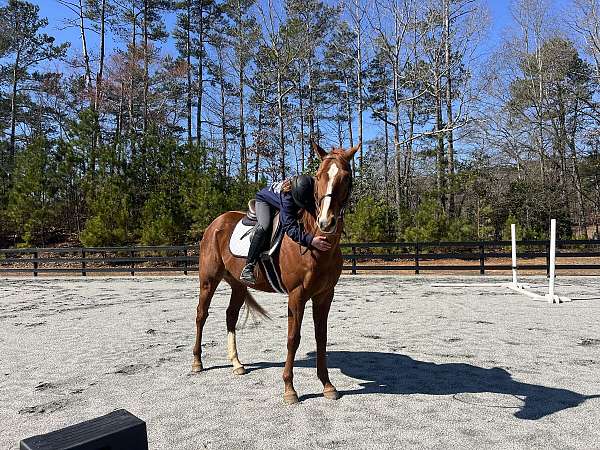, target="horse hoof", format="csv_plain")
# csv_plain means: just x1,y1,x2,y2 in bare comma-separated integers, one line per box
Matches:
191,363,203,373
323,388,340,400
283,392,299,405
233,366,246,375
